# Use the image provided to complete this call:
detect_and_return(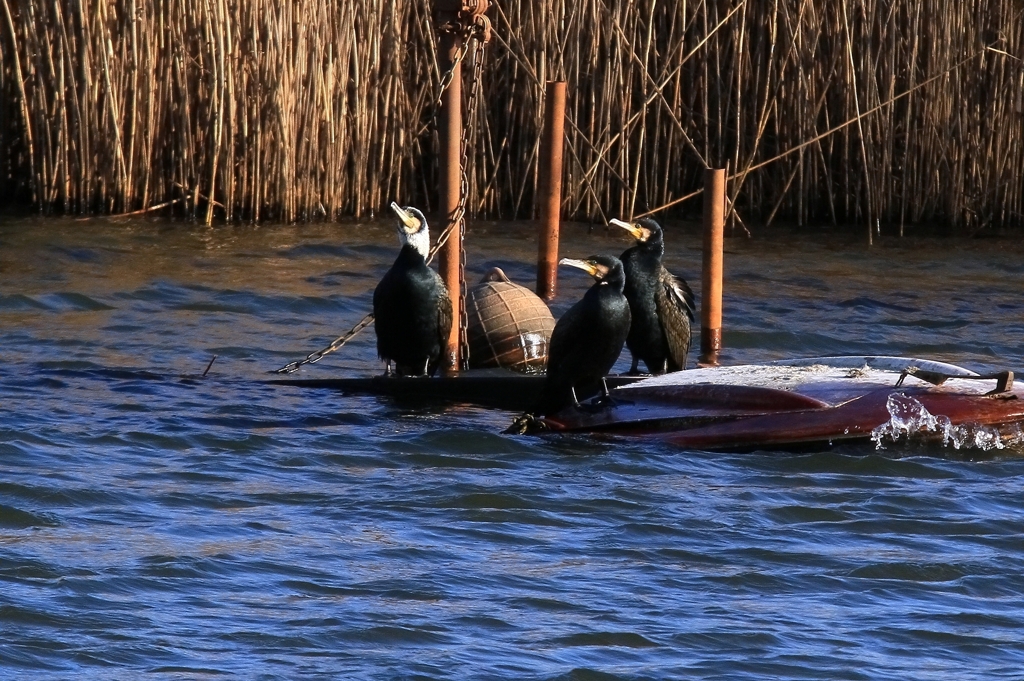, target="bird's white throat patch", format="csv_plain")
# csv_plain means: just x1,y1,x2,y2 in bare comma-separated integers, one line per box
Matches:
401,226,430,259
